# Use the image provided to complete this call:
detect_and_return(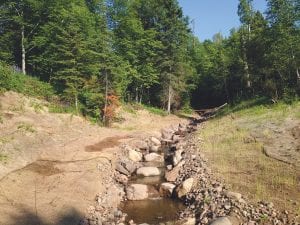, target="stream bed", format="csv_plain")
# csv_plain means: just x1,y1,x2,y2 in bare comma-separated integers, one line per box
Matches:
119,145,187,224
